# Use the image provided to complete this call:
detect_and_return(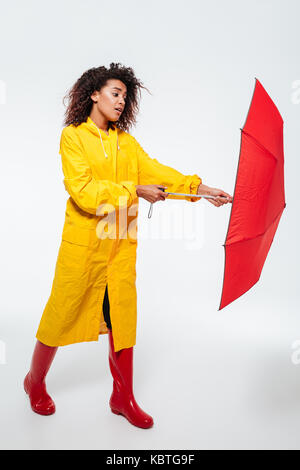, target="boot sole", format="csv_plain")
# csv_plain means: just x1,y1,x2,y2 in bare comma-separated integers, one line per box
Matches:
31,407,56,416
110,407,153,429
